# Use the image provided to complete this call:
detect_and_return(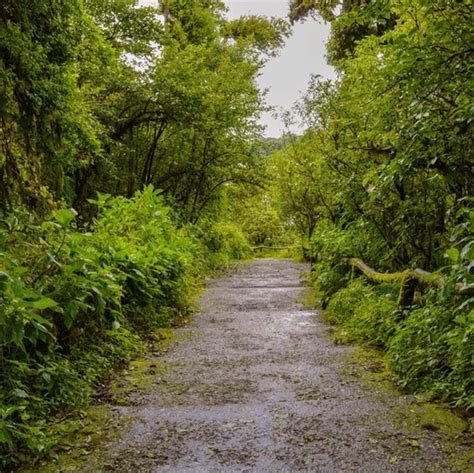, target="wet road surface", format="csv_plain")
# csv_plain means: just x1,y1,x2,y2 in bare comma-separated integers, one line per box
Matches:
55,259,473,472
